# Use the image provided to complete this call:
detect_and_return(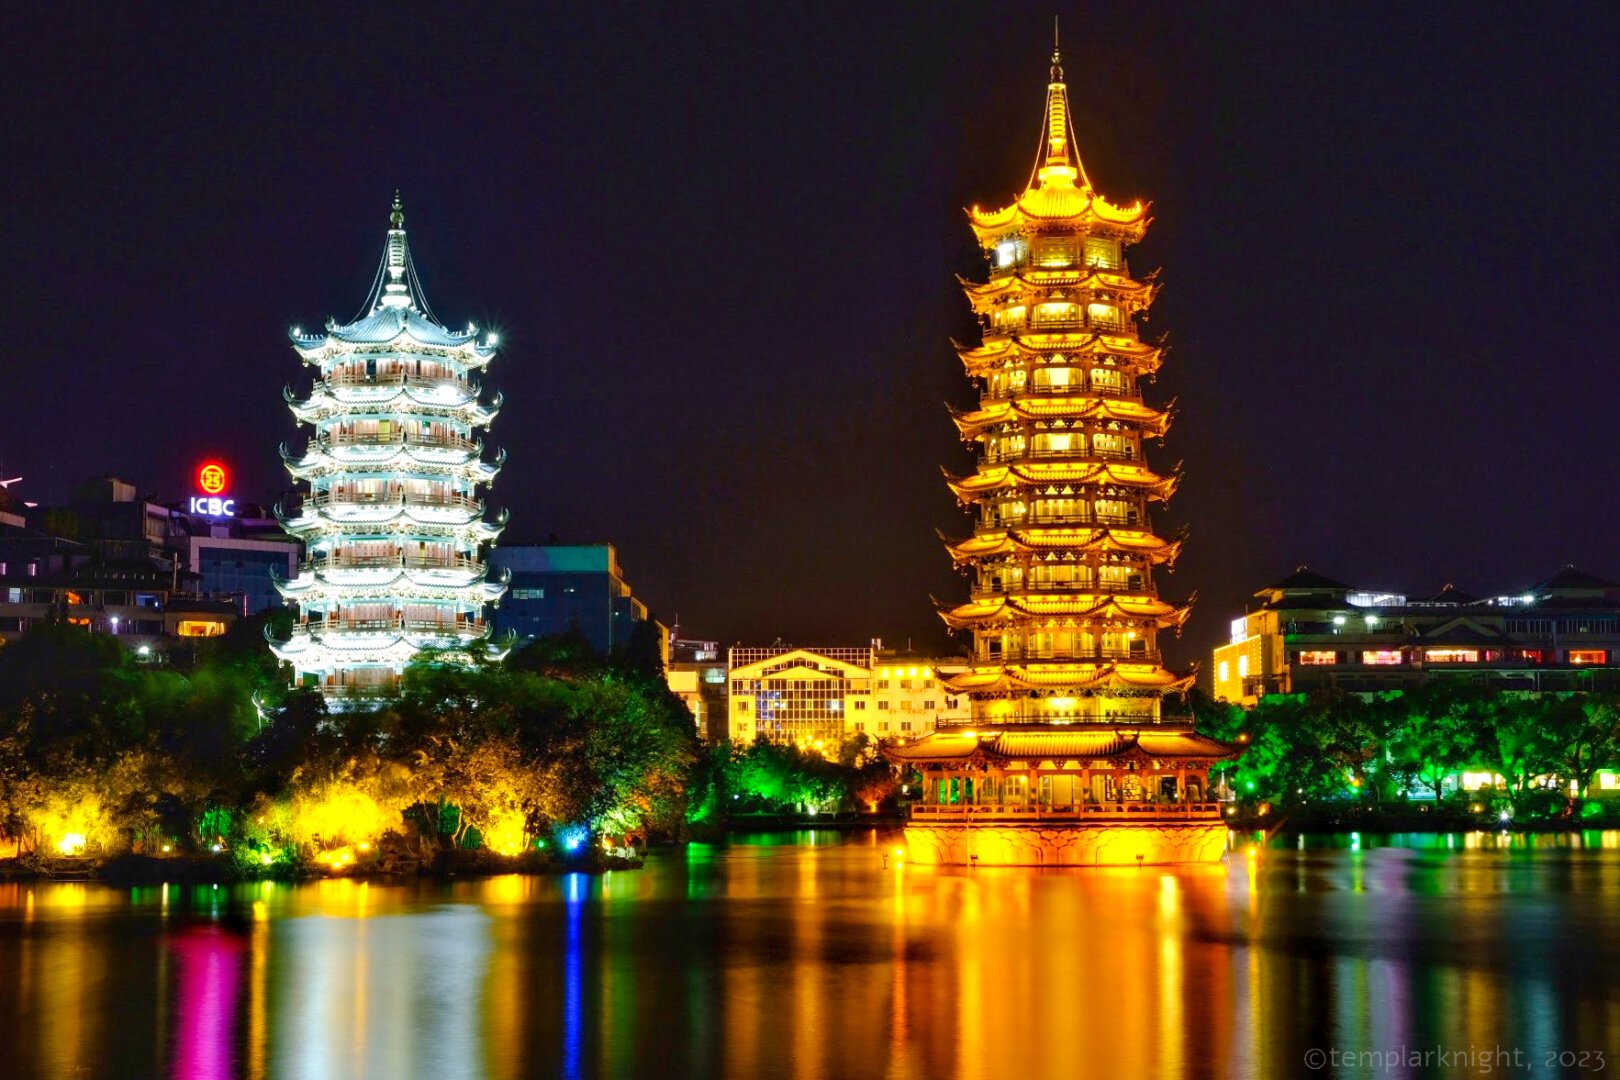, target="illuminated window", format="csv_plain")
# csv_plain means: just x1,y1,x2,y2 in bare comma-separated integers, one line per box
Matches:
1297,650,1337,666
1424,649,1479,663
1217,661,1229,683
995,240,1020,267
1237,655,1249,678
1087,302,1120,328
1361,650,1403,665
1083,236,1117,268
176,620,226,637
1570,650,1608,665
